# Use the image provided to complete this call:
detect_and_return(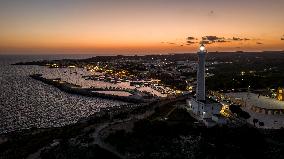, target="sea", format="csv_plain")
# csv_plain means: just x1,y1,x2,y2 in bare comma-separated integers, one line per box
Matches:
0,54,126,134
